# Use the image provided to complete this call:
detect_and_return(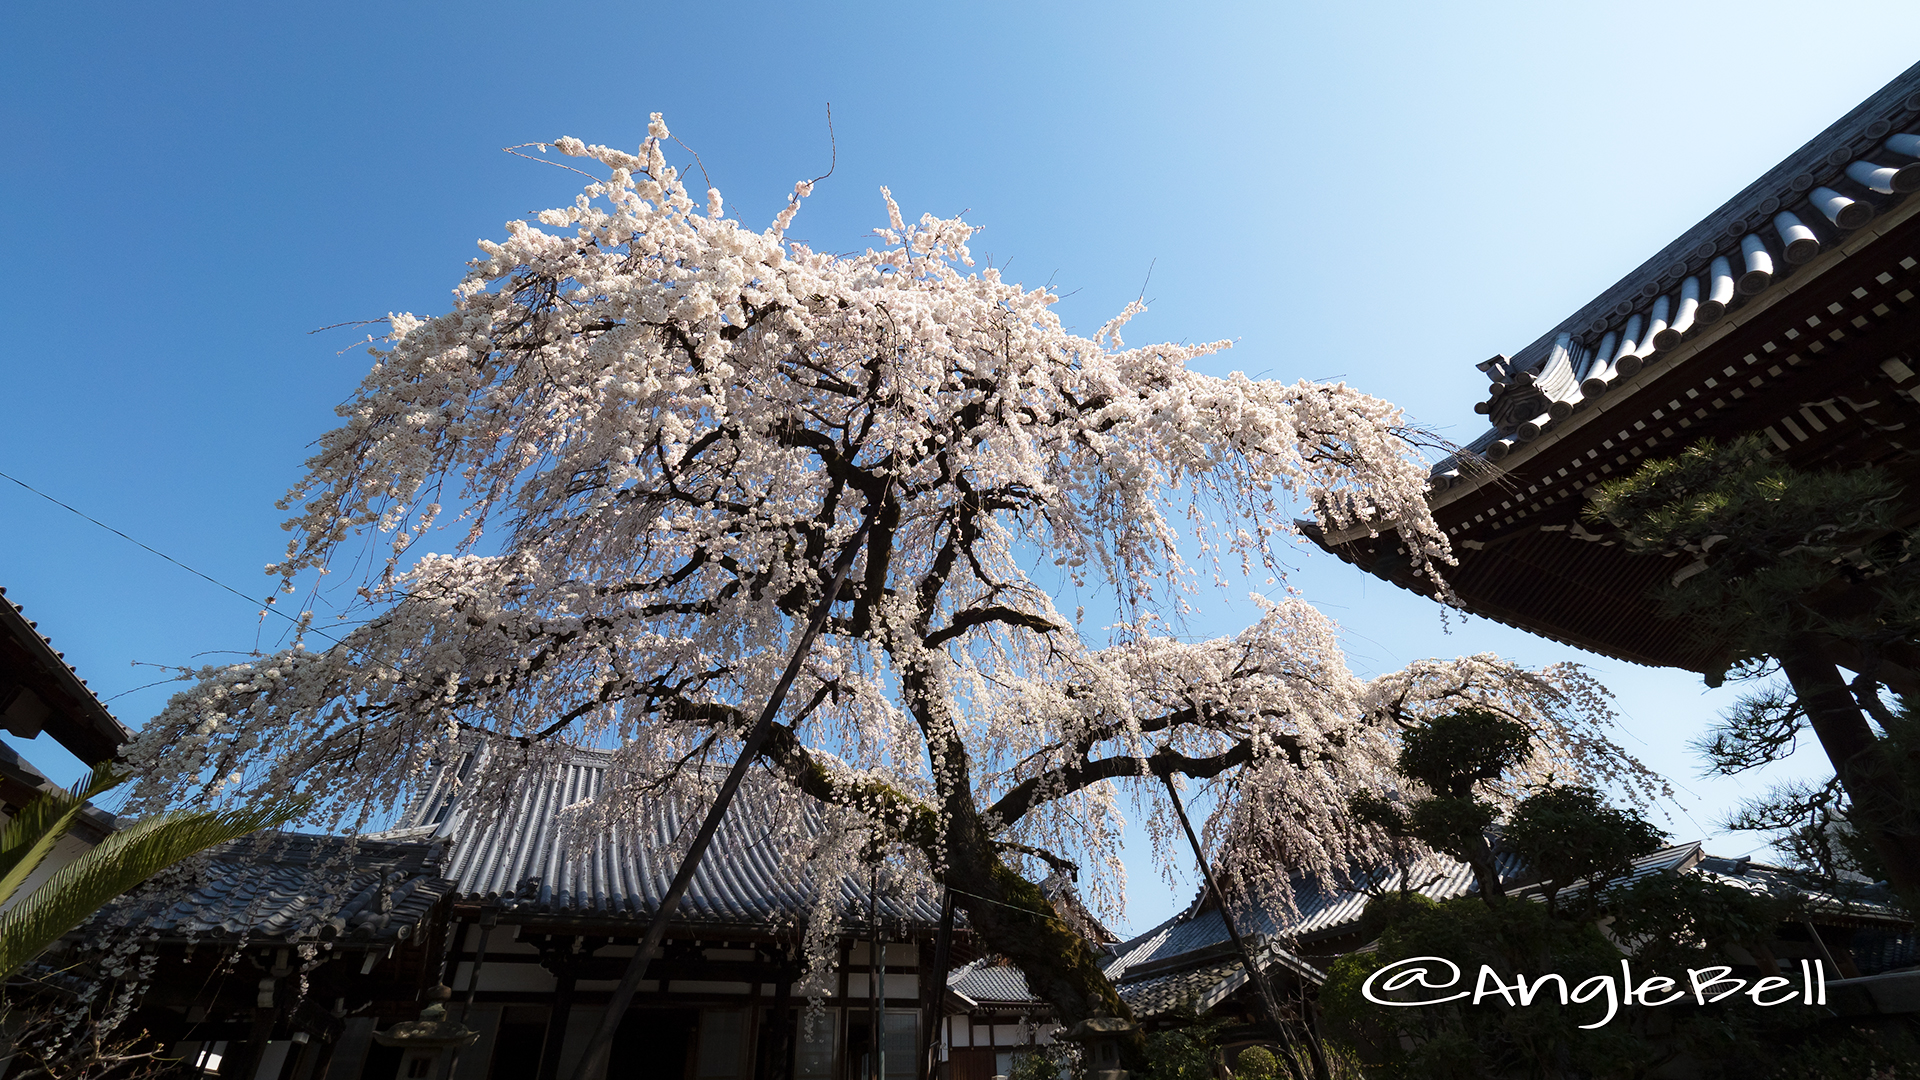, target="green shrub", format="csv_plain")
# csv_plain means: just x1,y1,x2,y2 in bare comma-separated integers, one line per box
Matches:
1142,1005,1228,1080
1233,1045,1278,1080
1007,1045,1074,1080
